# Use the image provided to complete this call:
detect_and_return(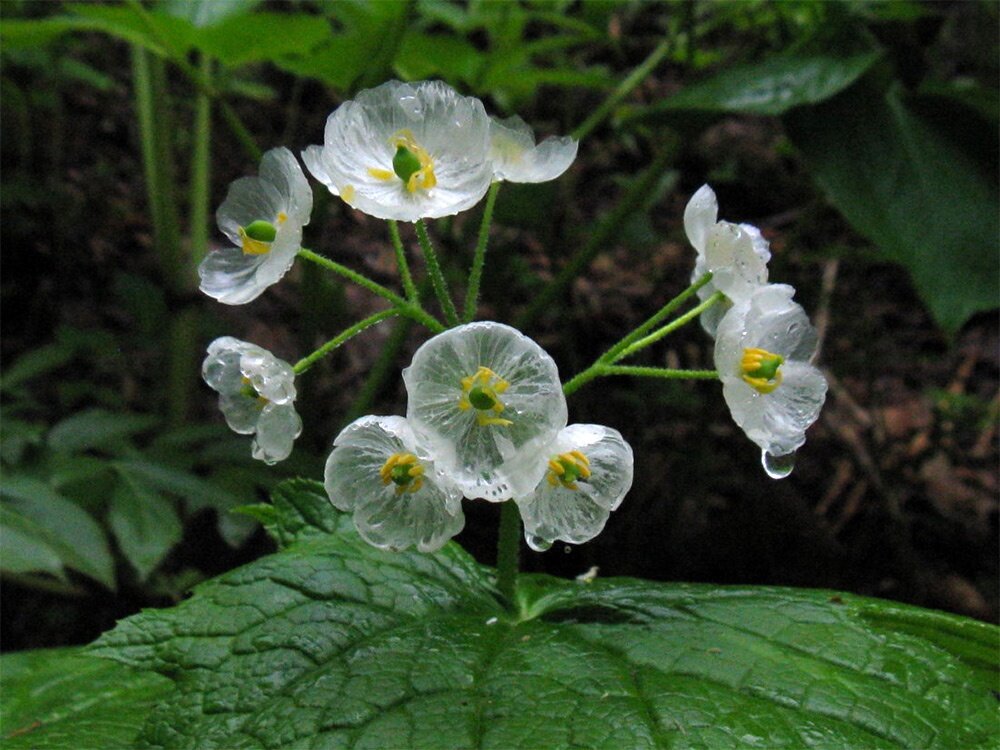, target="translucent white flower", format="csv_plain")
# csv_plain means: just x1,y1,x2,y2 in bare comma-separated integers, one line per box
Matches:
202,337,302,464
199,148,312,305
302,80,494,222
714,284,828,476
403,322,568,502
515,424,634,551
684,184,771,336
488,115,578,183
324,415,464,552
